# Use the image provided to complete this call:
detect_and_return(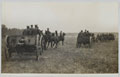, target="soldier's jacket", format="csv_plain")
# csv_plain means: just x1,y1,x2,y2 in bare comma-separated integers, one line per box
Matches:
34,29,41,35
46,31,51,35
30,28,34,35
23,29,30,35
